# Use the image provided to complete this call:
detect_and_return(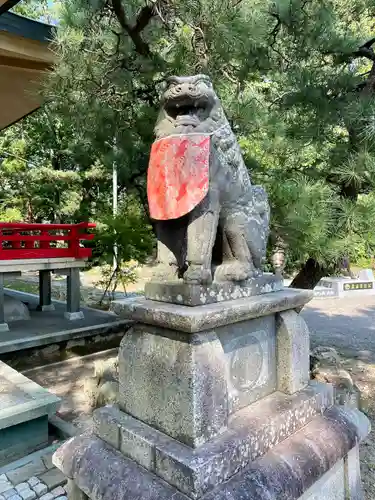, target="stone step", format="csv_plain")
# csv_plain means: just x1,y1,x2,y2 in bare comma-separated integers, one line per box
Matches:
53,404,370,500
93,382,333,498
0,362,60,468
